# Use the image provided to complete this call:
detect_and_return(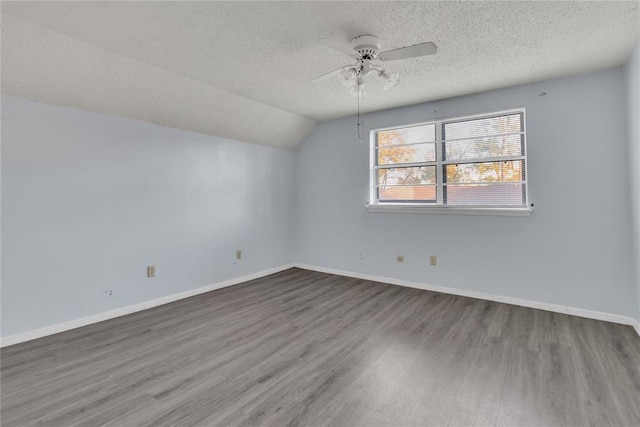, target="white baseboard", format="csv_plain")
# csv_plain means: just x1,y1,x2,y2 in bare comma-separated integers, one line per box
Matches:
633,319,640,337
3,262,638,347
0,264,294,348
294,263,640,337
